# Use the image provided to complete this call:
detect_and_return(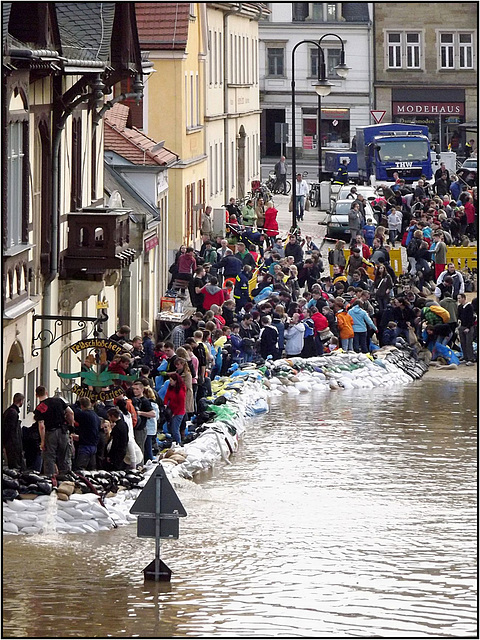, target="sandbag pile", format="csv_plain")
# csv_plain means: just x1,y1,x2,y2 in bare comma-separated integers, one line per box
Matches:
2,466,155,535
263,347,427,395
163,379,269,481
